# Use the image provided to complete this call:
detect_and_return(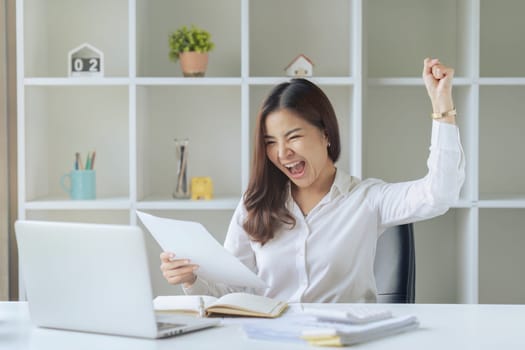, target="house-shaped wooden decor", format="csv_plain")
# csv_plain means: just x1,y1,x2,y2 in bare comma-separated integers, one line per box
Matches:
285,54,314,77
68,43,104,77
